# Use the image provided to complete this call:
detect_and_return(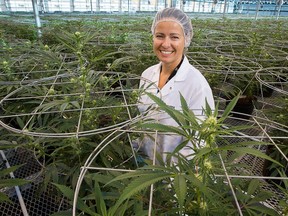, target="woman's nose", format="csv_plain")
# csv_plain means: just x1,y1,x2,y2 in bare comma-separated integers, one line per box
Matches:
161,37,171,47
